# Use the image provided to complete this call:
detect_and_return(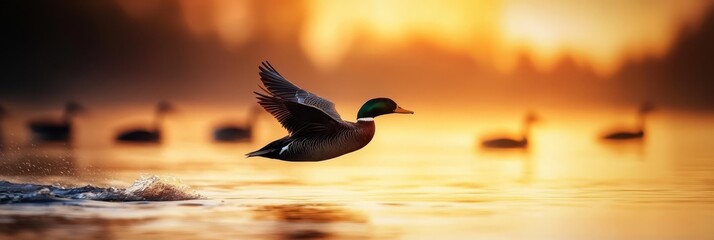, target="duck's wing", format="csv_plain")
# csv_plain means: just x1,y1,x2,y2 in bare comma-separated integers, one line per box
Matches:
255,91,343,137
258,62,342,121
